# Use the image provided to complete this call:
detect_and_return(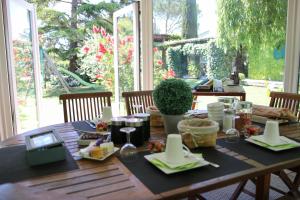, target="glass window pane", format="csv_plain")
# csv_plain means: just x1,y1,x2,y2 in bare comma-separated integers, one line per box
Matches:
10,0,38,133
153,0,287,108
